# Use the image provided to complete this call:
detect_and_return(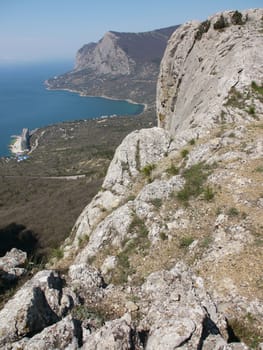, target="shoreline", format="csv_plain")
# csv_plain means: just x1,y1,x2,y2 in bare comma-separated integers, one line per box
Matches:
9,136,23,155
45,83,148,113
